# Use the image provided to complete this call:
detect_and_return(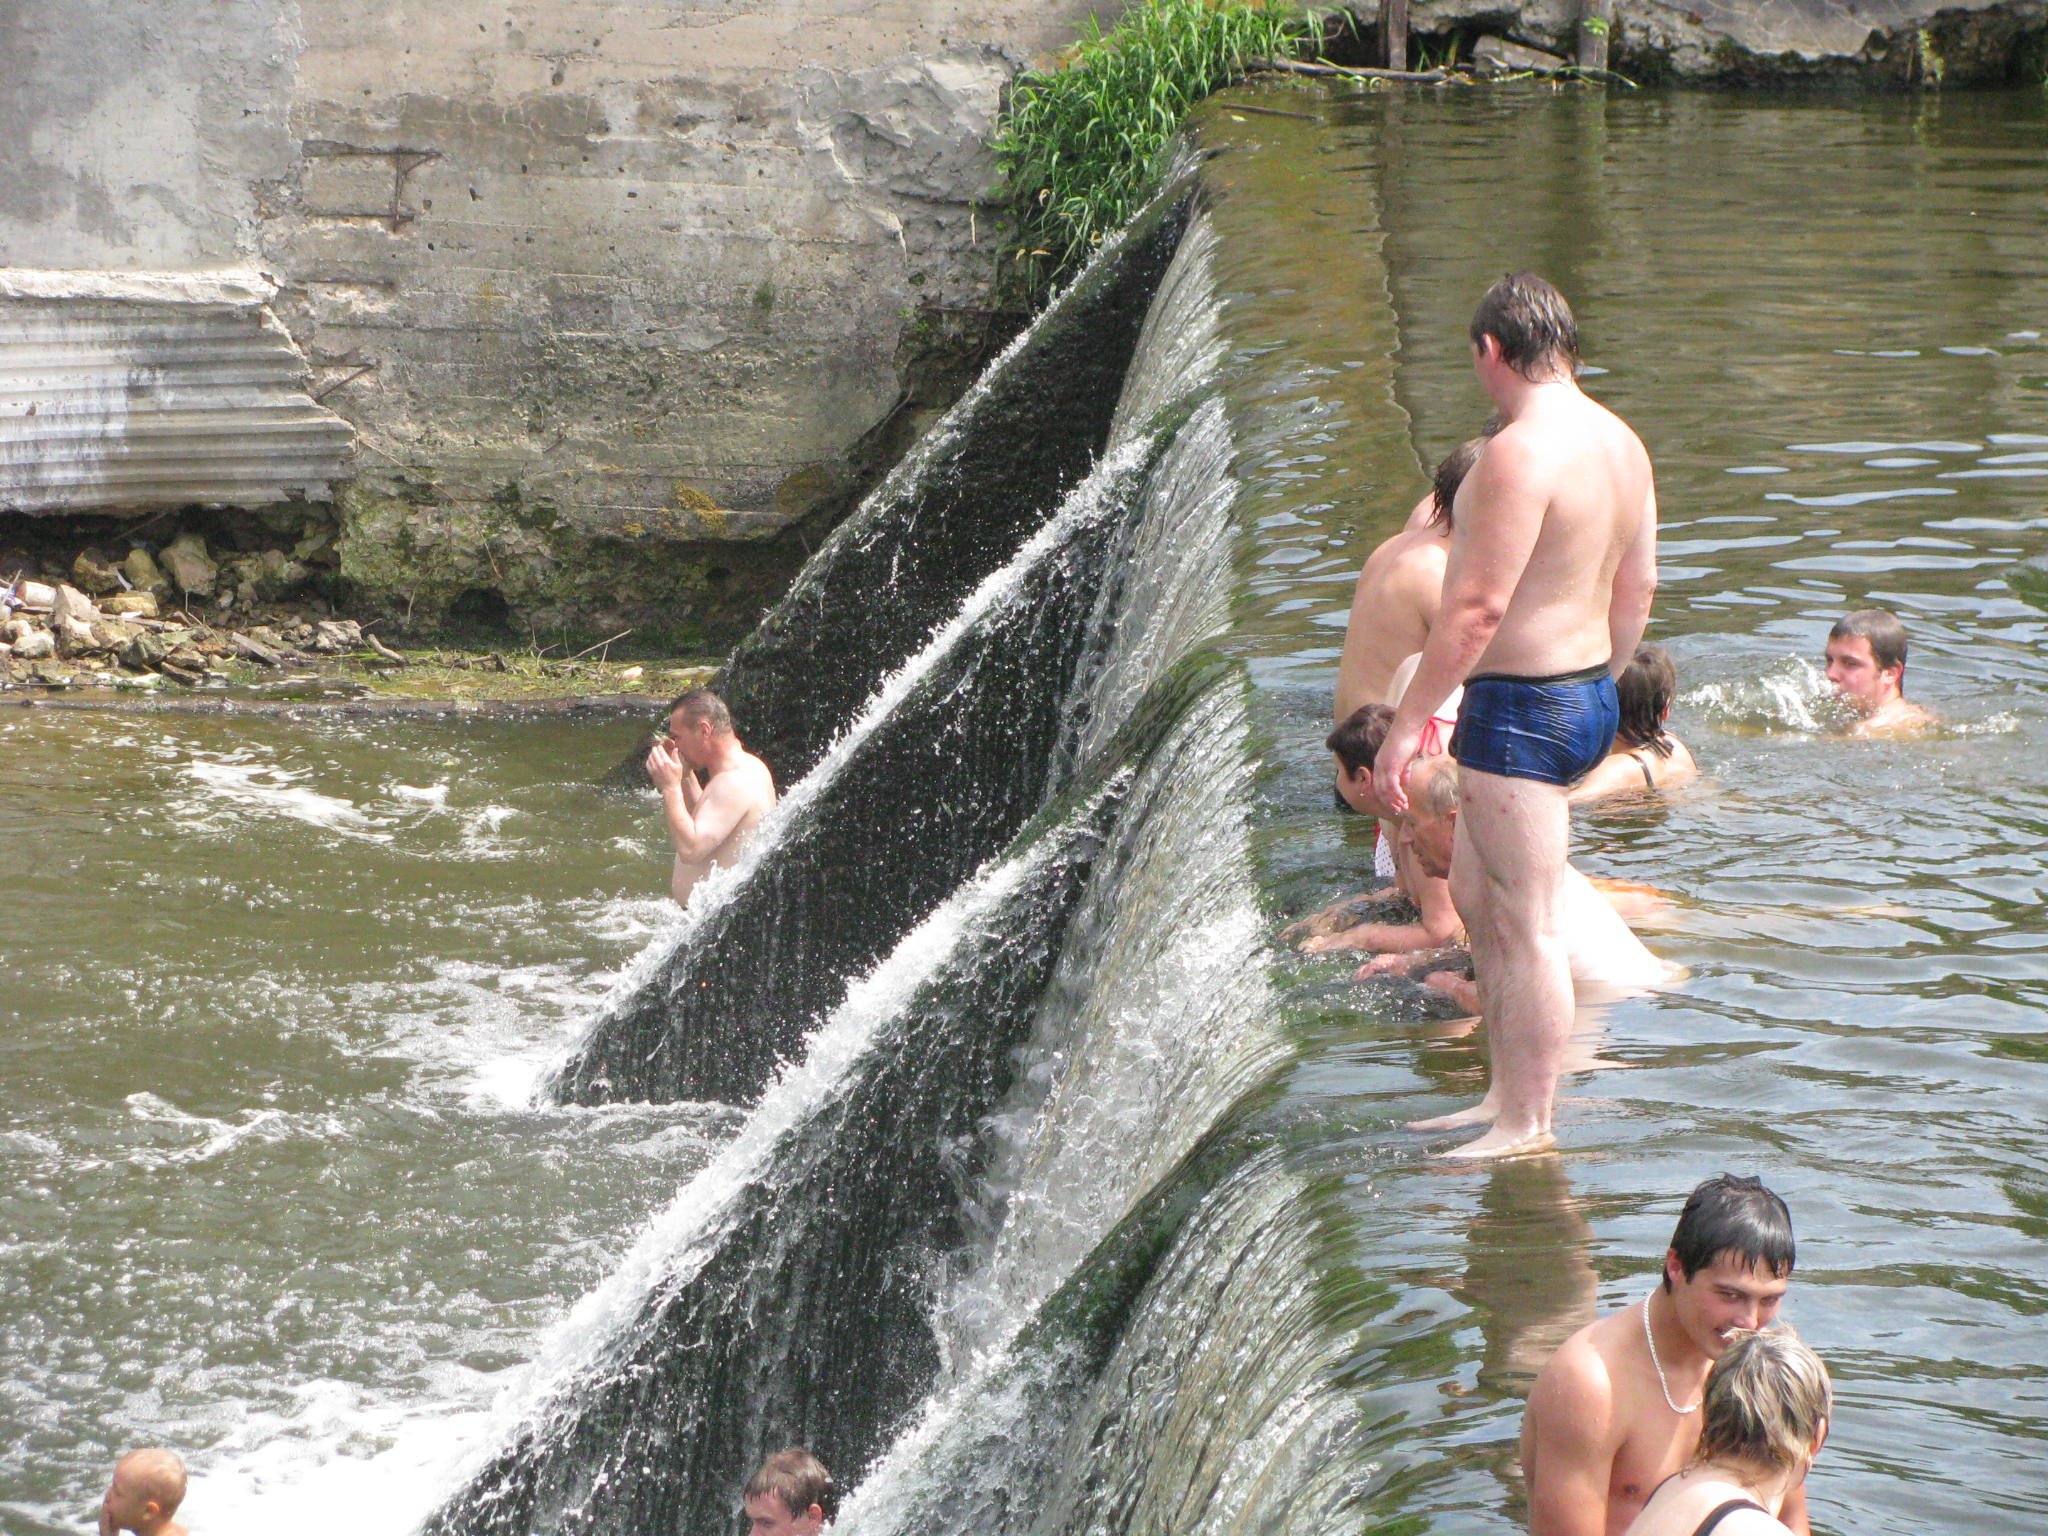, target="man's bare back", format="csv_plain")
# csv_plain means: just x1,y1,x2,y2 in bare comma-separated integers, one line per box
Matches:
1334,493,1449,719
1455,389,1654,681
